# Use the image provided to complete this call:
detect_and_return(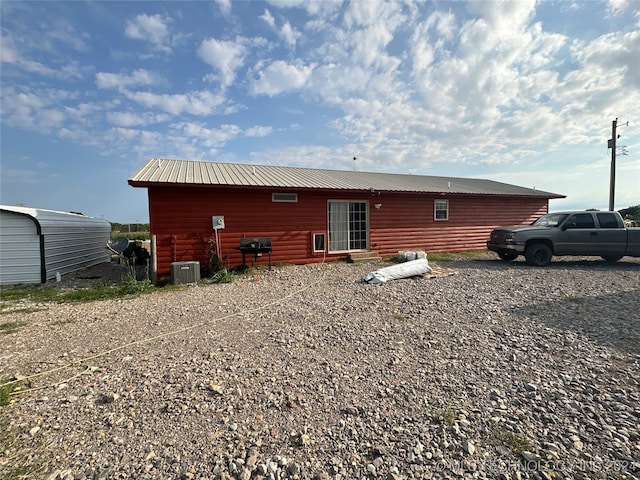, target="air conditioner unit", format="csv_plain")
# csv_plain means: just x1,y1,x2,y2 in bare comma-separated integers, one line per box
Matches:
170,261,201,285
212,216,225,230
